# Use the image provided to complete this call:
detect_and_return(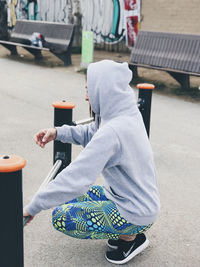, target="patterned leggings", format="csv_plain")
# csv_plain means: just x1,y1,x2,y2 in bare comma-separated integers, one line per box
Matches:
52,185,152,240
